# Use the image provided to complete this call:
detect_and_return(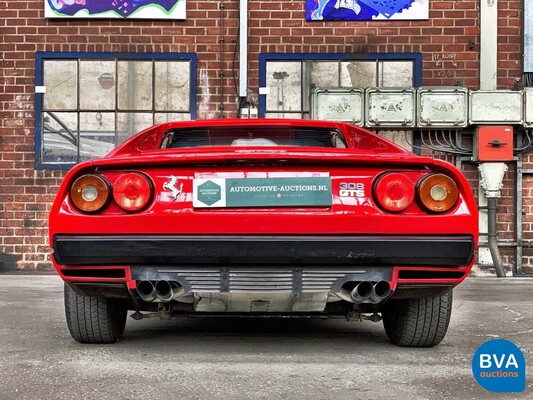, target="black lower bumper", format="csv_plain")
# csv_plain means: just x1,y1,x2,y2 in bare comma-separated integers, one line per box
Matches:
53,234,475,267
